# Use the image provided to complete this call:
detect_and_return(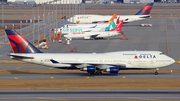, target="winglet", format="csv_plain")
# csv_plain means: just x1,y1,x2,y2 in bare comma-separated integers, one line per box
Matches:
104,14,117,24
50,59,59,63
